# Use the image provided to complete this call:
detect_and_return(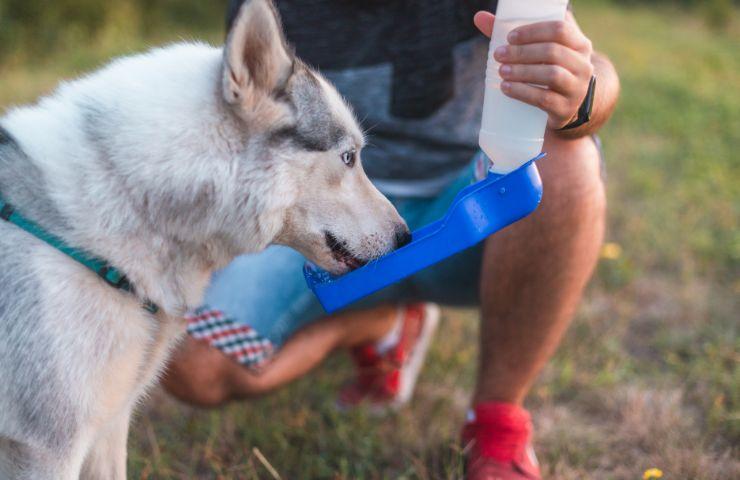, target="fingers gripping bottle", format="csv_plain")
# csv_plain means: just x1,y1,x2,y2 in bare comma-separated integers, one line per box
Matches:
479,0,569,174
